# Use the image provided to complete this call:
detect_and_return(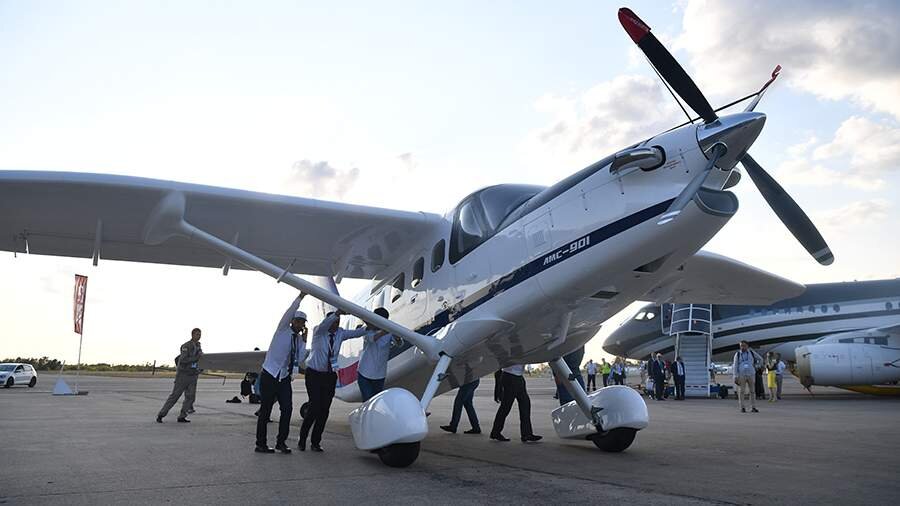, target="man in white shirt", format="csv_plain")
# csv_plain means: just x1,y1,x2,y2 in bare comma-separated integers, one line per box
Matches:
490,364,542,443
585,359,598,392
670,356,686,400
357,307,393,402
298,309,370,452
255,294,309,454
732,340,762,413
774,355,786,400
